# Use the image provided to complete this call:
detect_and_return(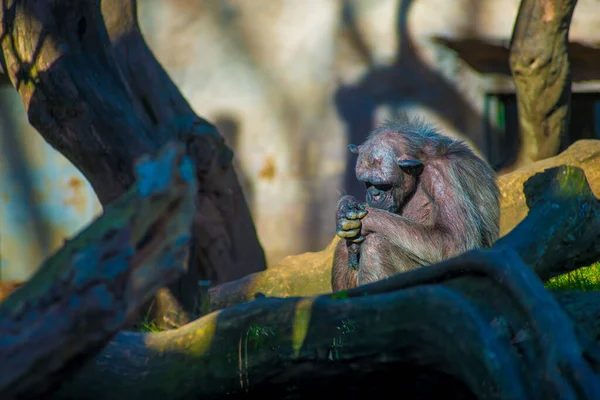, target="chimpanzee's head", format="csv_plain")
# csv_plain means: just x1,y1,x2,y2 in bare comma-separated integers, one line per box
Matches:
349,133,424,214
